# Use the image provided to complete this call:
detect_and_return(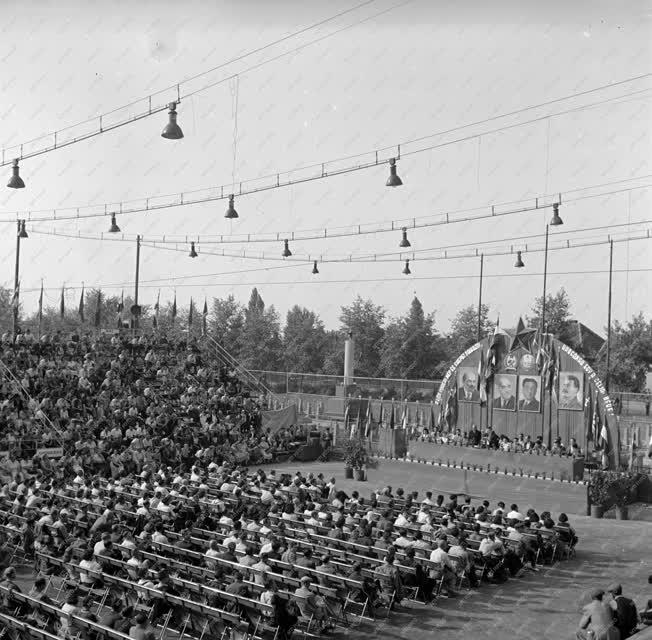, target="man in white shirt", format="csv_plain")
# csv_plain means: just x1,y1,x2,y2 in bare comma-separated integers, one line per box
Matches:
429,540,458,596
506,504,525,521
